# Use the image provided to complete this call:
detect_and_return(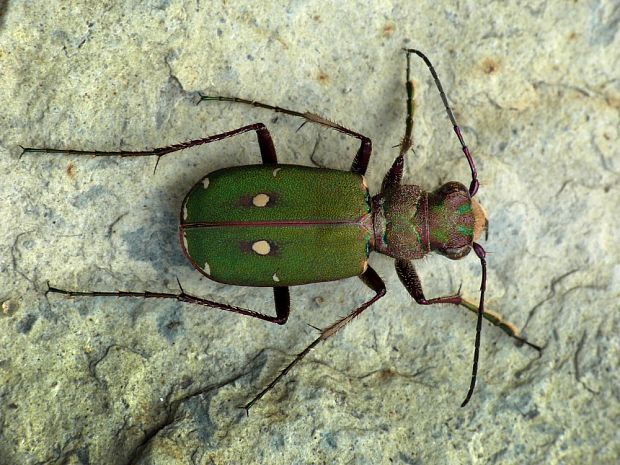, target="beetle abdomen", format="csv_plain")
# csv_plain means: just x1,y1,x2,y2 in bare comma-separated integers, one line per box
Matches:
180,165,372,286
